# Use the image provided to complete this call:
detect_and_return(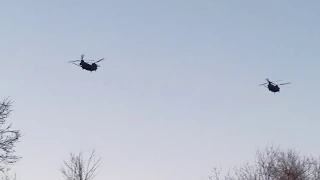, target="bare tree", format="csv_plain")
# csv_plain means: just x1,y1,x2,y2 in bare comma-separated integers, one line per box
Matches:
0,168,17,180
209,145,320,180
0,97,21,172
60,150,101,180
